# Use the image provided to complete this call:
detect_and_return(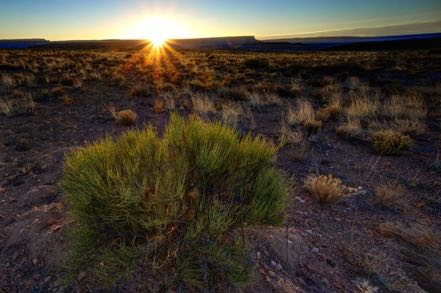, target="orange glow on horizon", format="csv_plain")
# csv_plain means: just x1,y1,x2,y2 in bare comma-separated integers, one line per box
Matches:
126,16,188,42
